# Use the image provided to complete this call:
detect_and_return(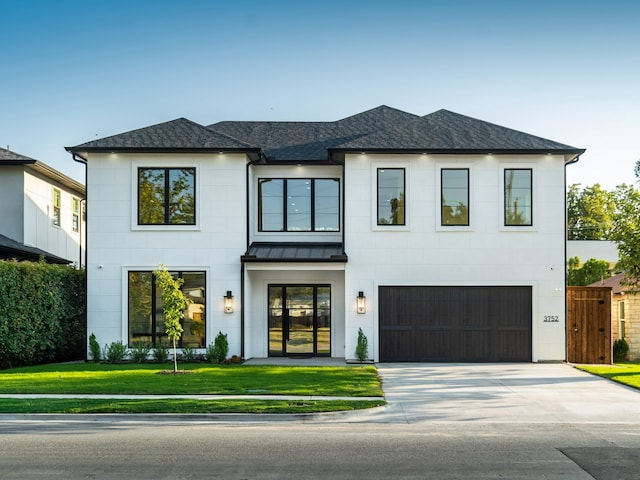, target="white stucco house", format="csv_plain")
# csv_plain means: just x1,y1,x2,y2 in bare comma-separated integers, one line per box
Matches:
0,147,85,265
67,106,584,362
